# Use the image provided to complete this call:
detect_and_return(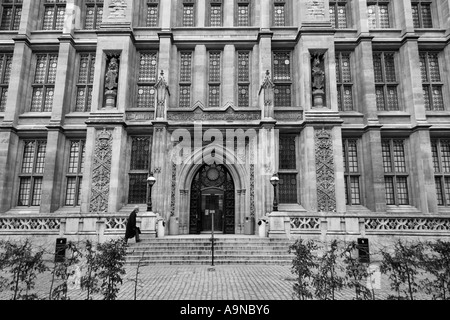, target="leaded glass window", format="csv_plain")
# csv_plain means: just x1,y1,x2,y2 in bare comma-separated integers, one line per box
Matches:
420,51,443,111
273,1,285,26
75,53,95,112
137,52,158,108
0,0,22,31
238,51,250,107
382,139,409,205
373,52,399,111
237,2,250,26
273,51,291,107
0,54,12,112
84,0,103,30
65,140,85,206
146,0,159,27
330,1,348,29
128,136,151,204
278,134,298,203
432,139,450,206
412,1,432,28
336,52,353,111
179,52,192,108
18,140,47,207
31,53,58,112
343,139,361,205
367,1,391,29
183,3,195,26
208,51,221,108
209,1,222,27
42,0,66,31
